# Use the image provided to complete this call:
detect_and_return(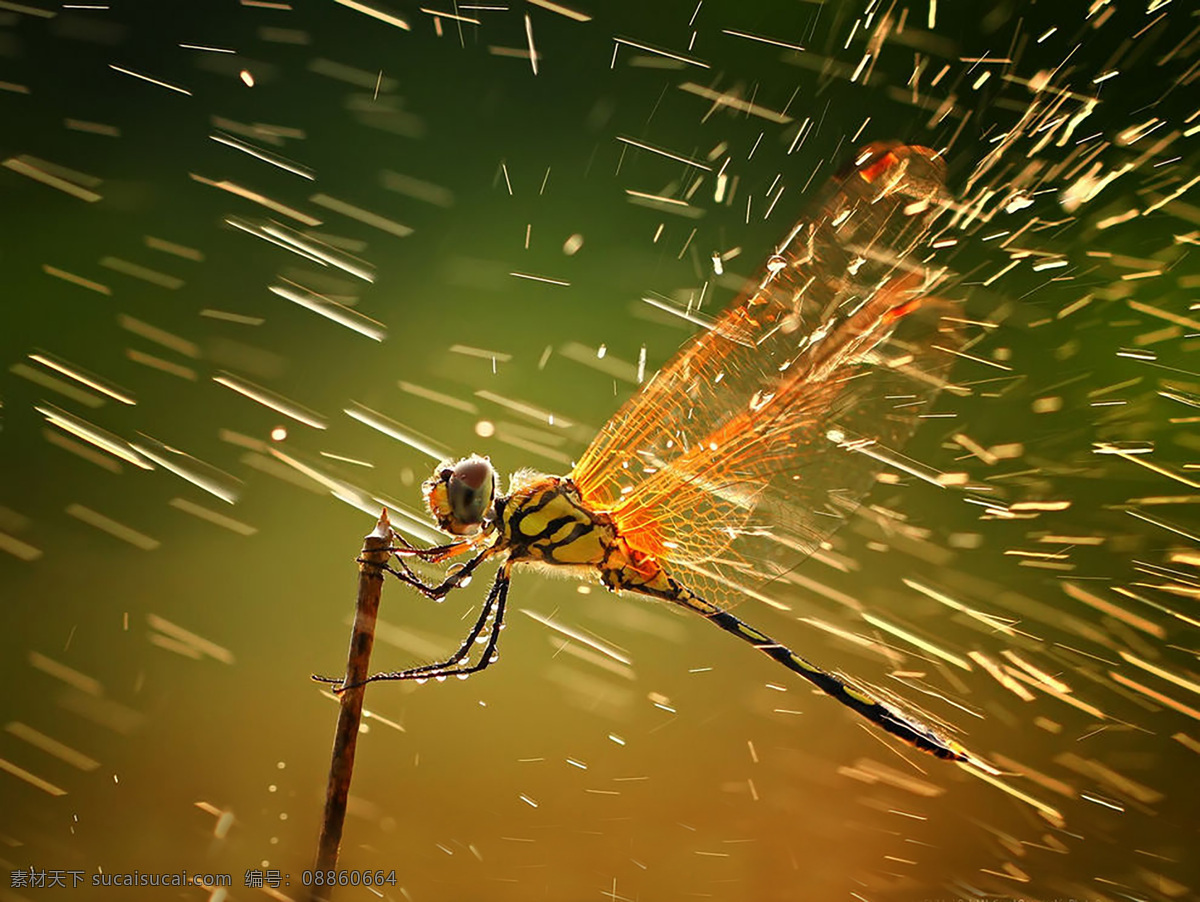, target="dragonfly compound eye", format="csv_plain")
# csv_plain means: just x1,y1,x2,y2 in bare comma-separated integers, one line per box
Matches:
447,456,495,531
423,455,495,535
